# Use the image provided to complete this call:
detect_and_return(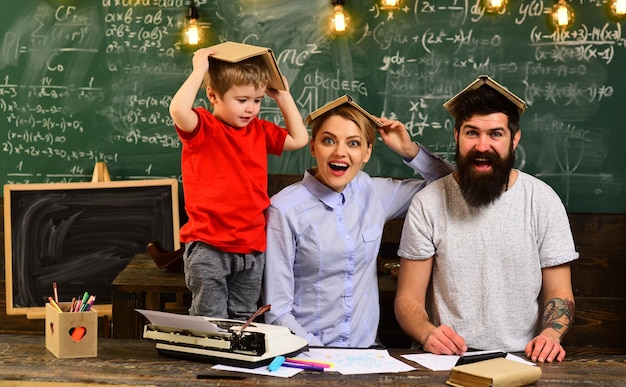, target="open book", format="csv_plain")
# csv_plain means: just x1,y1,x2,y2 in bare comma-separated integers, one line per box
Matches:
208,41,285,91
305,95,383,127
446,357,541,387
443,75,527,115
